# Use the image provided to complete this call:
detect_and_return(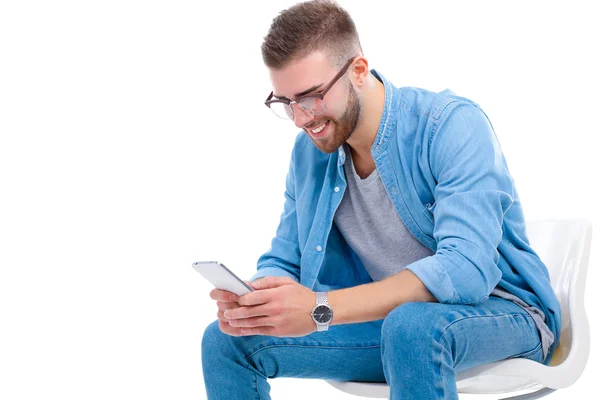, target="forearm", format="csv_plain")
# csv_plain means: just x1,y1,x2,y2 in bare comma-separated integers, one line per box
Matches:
328,269,437,326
